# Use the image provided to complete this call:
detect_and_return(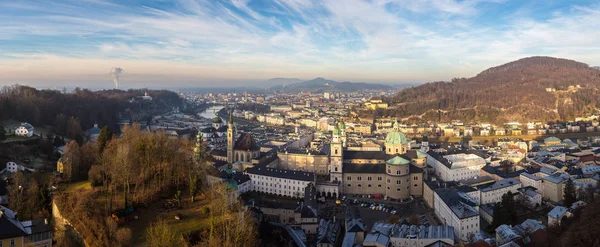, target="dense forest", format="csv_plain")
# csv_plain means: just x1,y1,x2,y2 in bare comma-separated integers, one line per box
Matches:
0,85,182,141
381,56,600,124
